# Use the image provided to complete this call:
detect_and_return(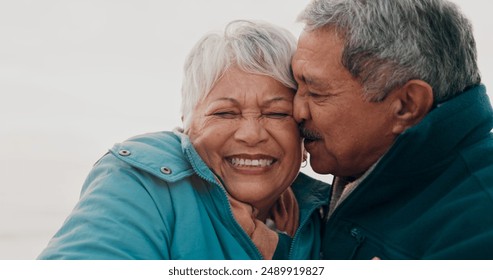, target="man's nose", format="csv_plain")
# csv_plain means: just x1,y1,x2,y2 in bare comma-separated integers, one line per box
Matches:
233,117,269,146
293,90,310,123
